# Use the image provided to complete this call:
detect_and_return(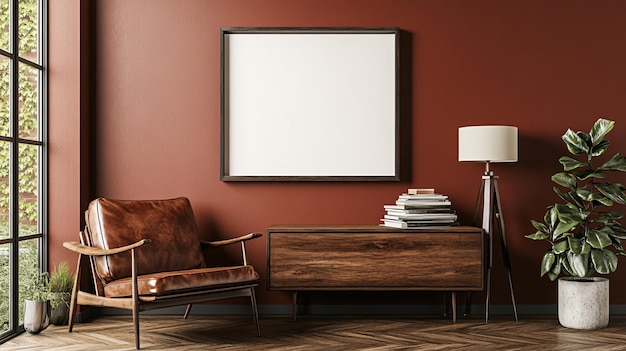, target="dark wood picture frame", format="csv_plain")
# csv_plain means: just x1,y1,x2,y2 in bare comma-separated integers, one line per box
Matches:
220,27,400,181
